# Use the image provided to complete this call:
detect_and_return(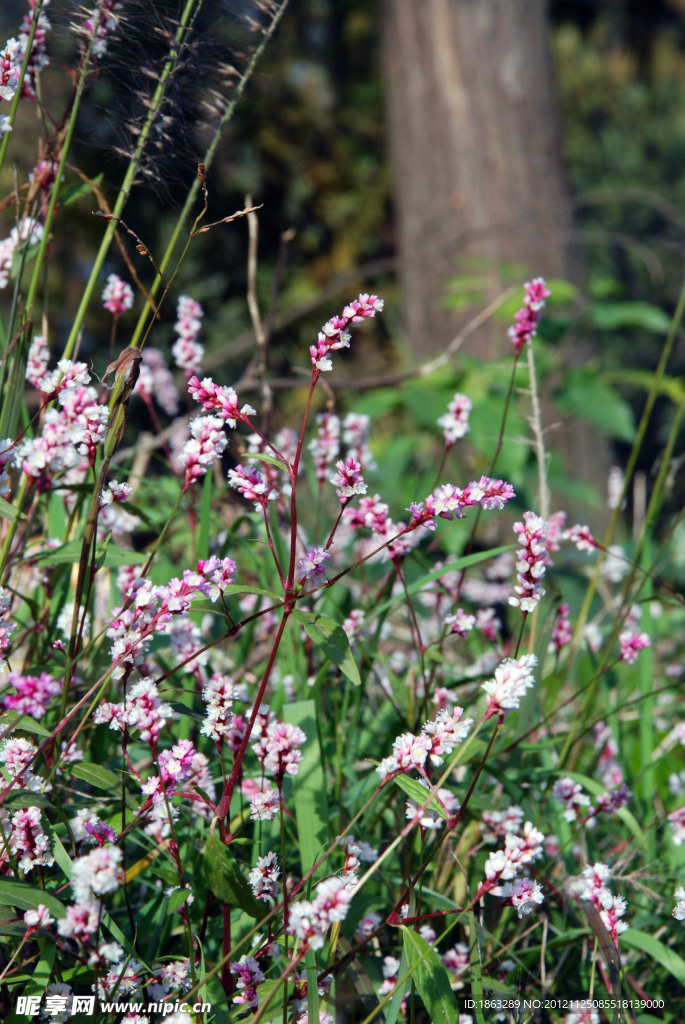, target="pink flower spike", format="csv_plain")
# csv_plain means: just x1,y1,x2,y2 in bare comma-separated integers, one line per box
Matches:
102,274,134,319
310,294,384,373
330,456,366,501
507,278,550,356
188,375,256,428
296,547,330,582
549,603,572,656
437,393,471,446
619,630,651,664
563,523,597,553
